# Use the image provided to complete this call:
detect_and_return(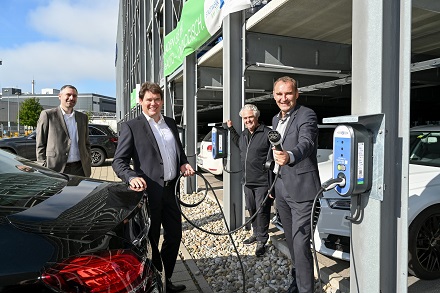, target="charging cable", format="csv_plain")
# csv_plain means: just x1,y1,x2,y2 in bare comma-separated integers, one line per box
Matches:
174,170,279,293
175,171,345,293
311,176,346,293
175,171,278,236
174,167,345,293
